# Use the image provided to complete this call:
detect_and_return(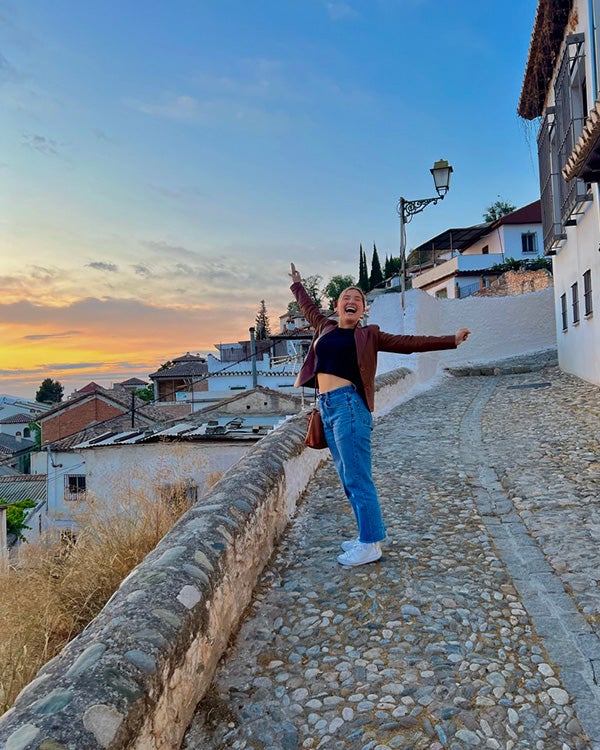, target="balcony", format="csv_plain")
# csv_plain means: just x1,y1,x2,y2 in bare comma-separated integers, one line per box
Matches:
411,254,505,289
